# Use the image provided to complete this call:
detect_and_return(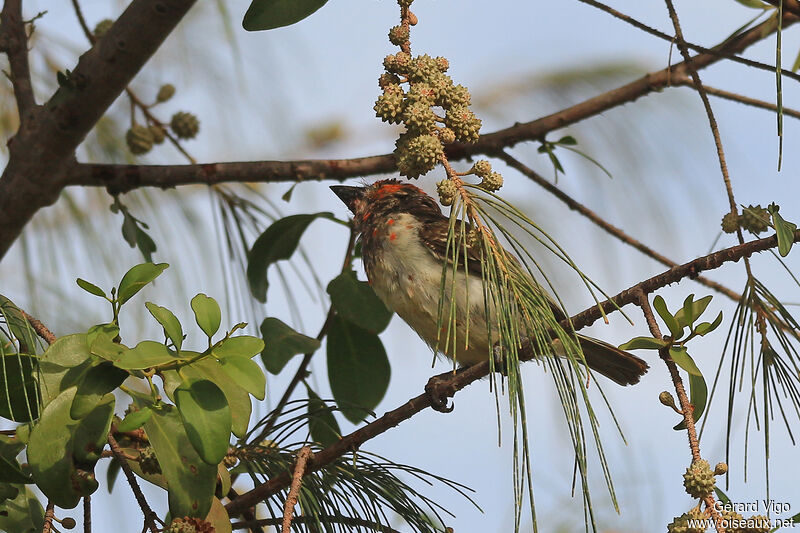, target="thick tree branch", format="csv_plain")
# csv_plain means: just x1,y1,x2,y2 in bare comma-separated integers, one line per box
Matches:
63,12,794,198
0,0,197,260
226,230,800,516
0,0,36,117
